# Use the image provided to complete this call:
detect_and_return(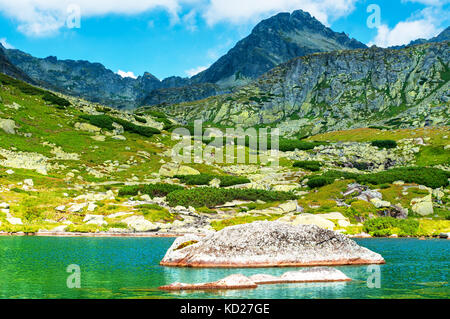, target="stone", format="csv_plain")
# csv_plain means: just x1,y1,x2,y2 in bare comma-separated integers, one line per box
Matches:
112,135,126,141
249,268,351,284
55,205,66,212
411,194,434,216
0,202,9,209
159,274,258,291
159,162,200,177
83,214,107,226
6,217,23,225
87,203,98,212
75,122,101,133
122,215,160,232
338,220,351,227
0,119,17,134
370,198,391,208
432,189,444,200
52,225,68,232
68,203,88,213
5,169,14,175
24,179,34,187
278,200,298,213
209,178,221,188
357,190,382,202
91,135,106,142
160,222,385,267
